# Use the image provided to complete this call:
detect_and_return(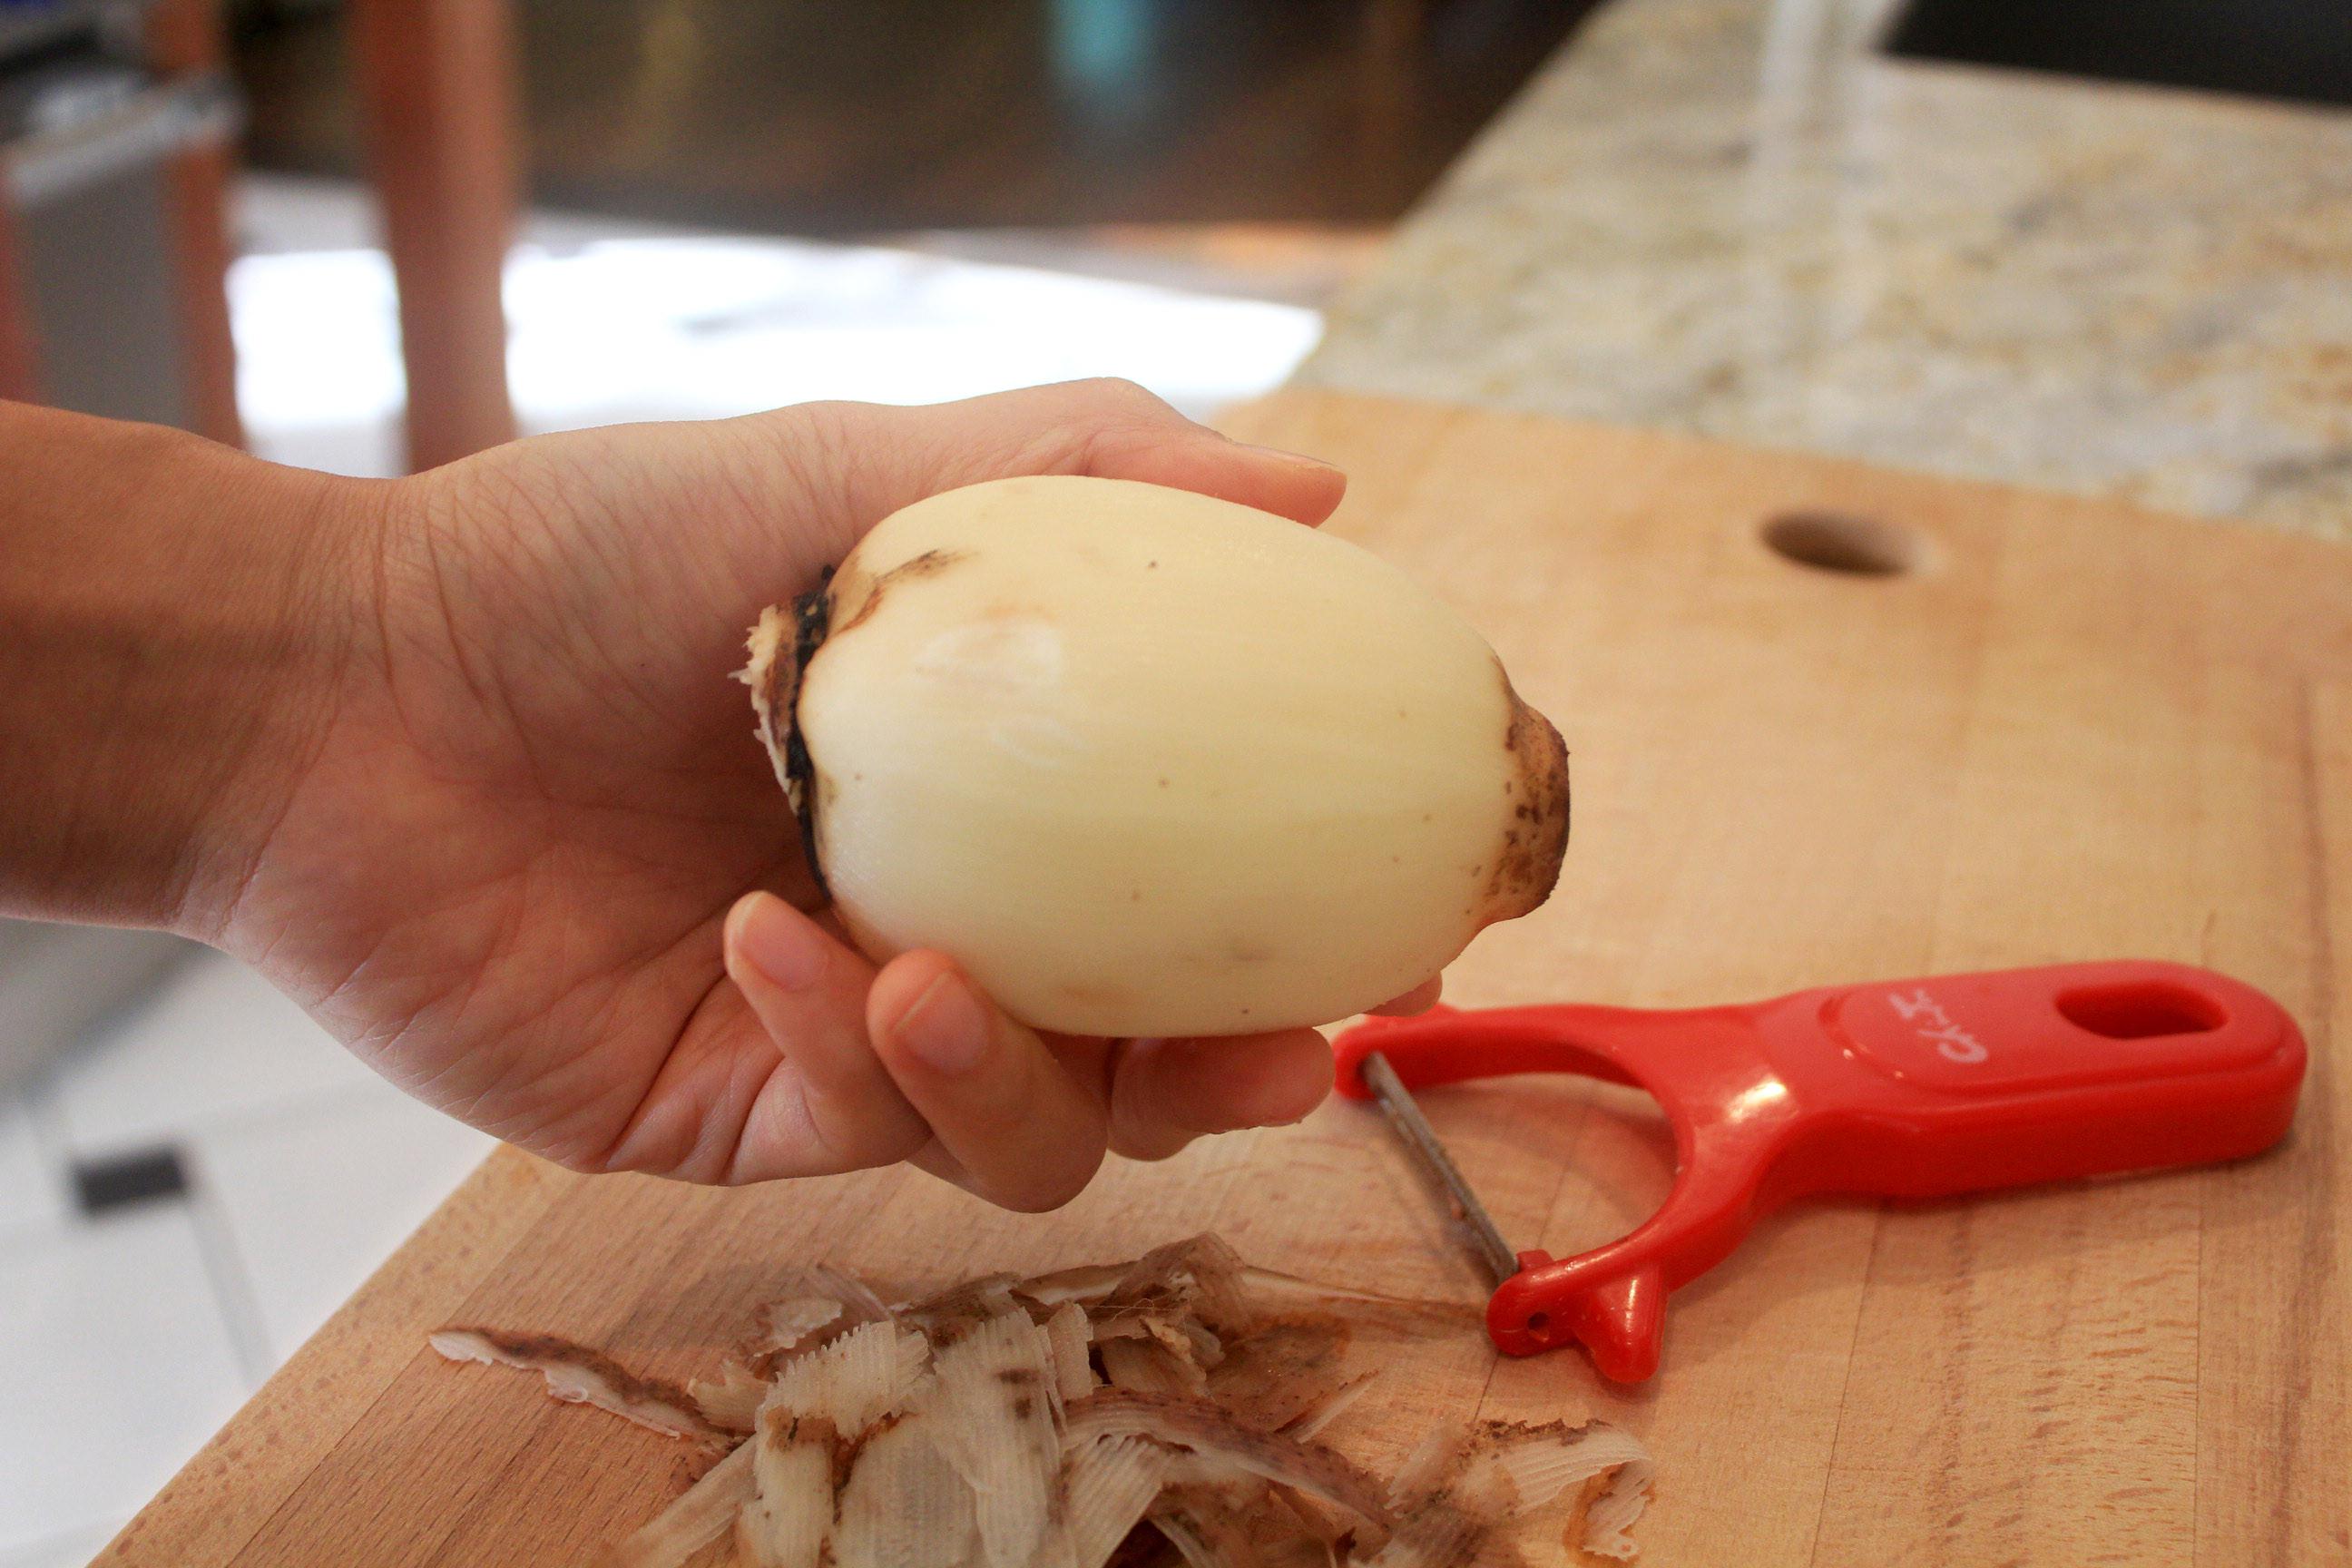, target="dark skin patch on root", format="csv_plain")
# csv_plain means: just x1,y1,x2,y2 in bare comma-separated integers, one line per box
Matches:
764,571,833,900
1486,663,1571,922
827,547,965,638
762,549,963,897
